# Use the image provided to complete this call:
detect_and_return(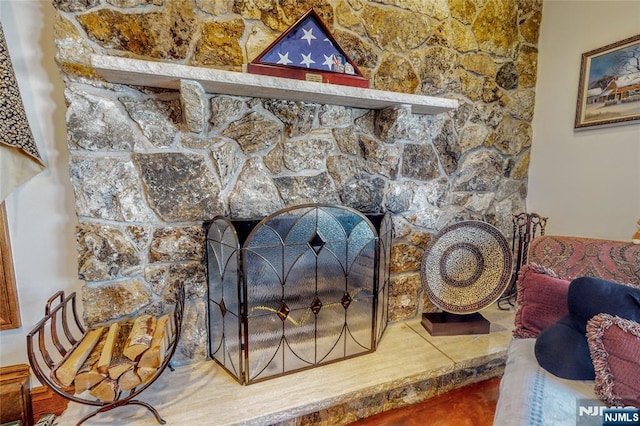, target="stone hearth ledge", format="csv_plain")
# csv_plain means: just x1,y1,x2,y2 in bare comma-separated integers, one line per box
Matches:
90,55,458,115
56,304,514,426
